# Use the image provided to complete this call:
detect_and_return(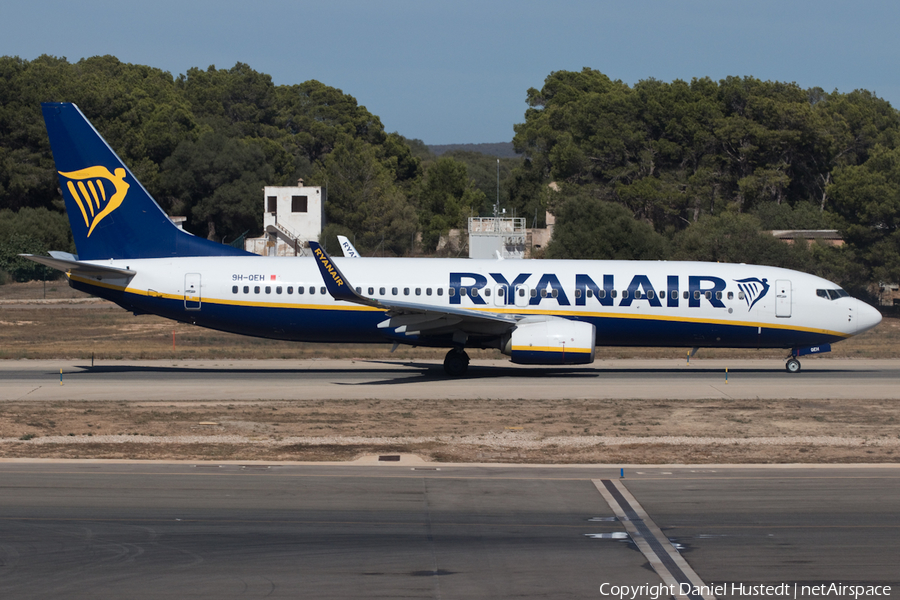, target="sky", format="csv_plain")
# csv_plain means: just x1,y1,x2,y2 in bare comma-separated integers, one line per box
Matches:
3,0,899,144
